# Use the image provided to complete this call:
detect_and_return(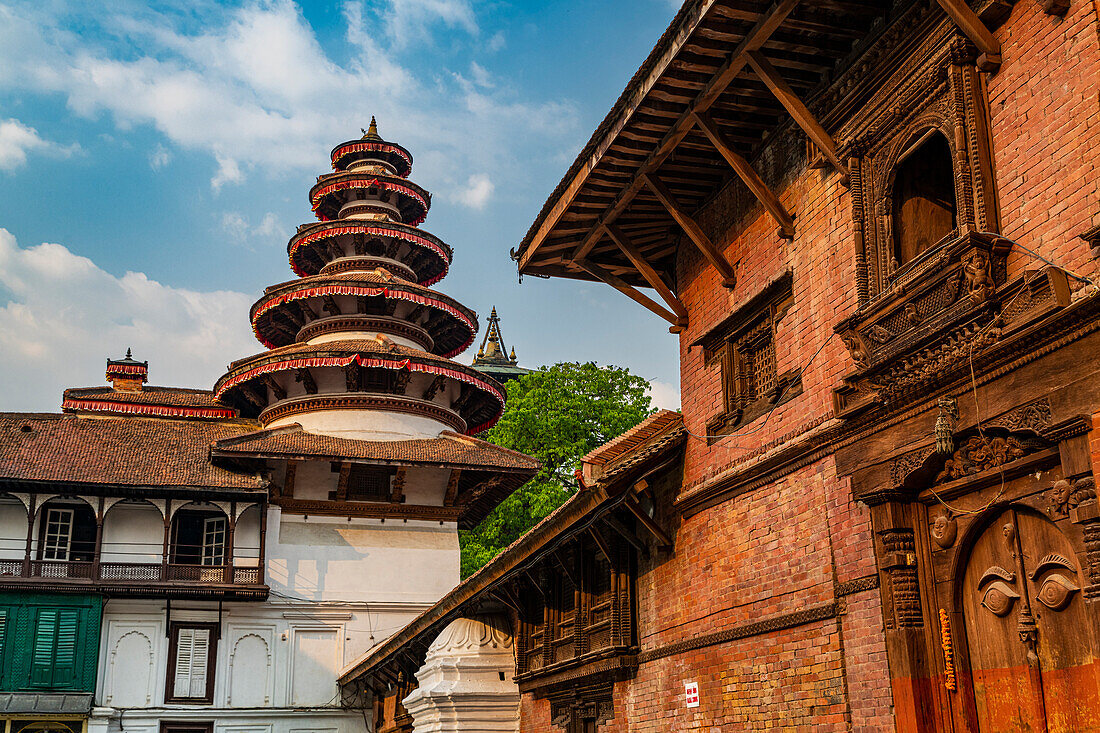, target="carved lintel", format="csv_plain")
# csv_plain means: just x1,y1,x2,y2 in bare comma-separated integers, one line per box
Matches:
934,435,1031,484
